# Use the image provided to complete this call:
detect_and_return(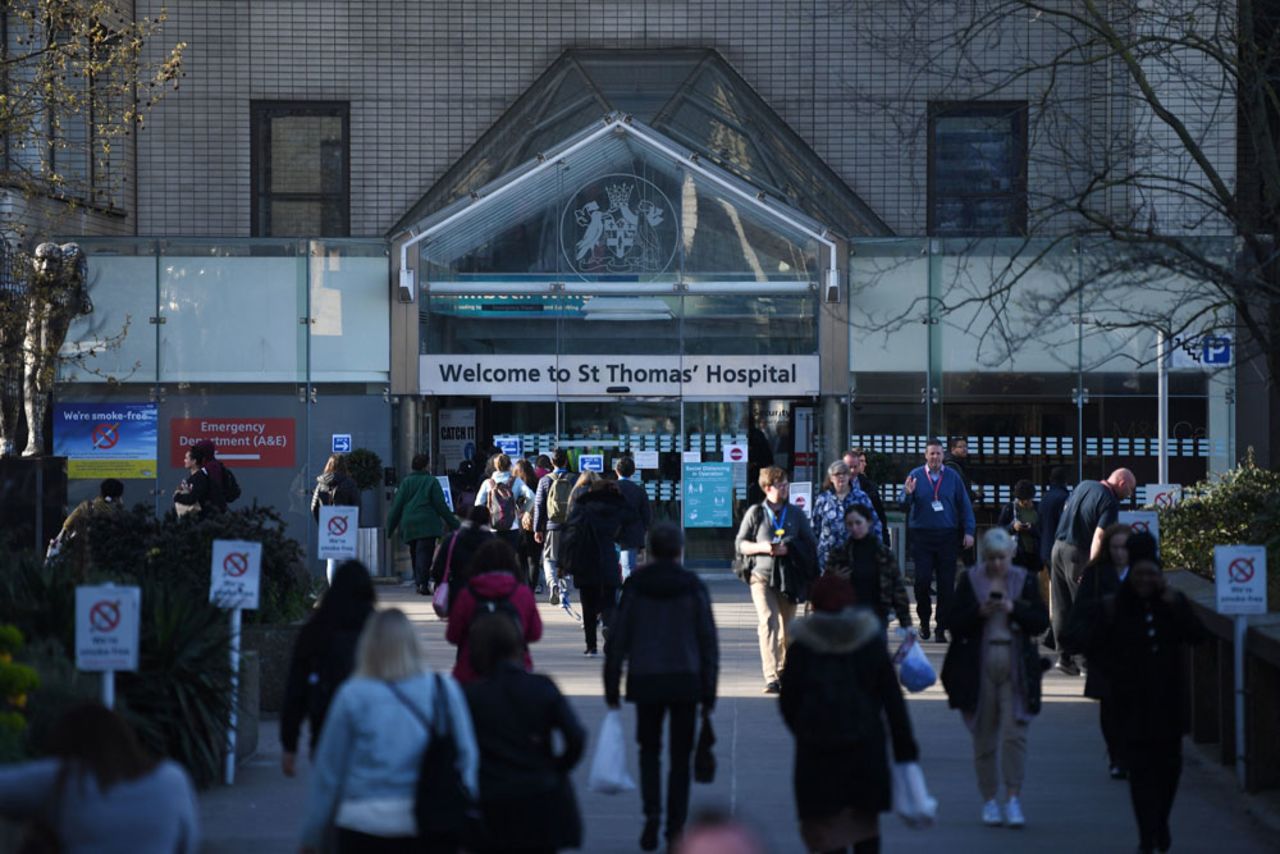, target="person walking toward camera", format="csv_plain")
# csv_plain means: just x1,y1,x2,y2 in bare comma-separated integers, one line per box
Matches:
812,459,881,575
735,466,818,694
388,453,461,596
825,504,912,633
1049,467,1135,675
299,608,478,854
605,523,718,851
997,479,1041,573
942,528,1049,829
780,574,919,854
1082,531,1204,854
899,439,975,642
